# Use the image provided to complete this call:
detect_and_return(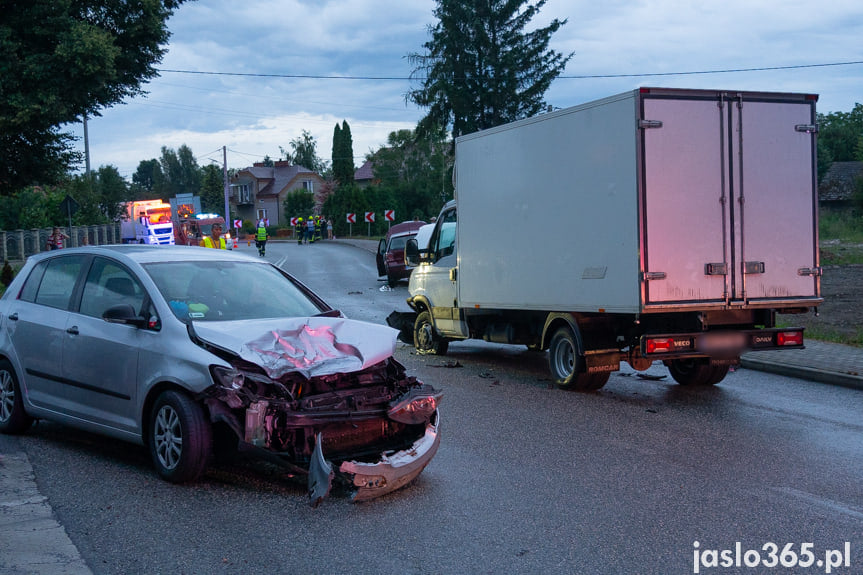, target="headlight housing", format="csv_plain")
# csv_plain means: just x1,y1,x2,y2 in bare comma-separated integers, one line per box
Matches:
387,386,443,425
